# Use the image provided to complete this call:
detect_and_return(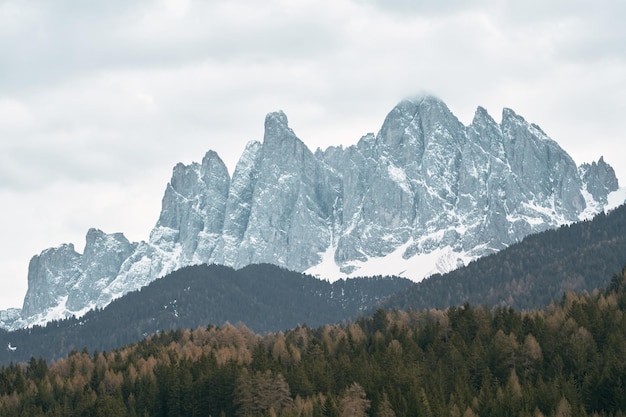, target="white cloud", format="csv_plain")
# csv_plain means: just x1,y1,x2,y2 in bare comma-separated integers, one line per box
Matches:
0,98,34,130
